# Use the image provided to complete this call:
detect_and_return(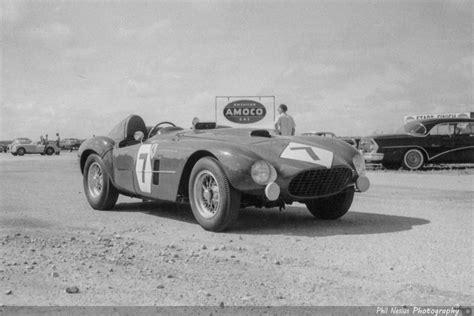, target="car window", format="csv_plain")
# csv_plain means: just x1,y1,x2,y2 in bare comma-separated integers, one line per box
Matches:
456,122,473,135
429,123,455,136
403,121,427,136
